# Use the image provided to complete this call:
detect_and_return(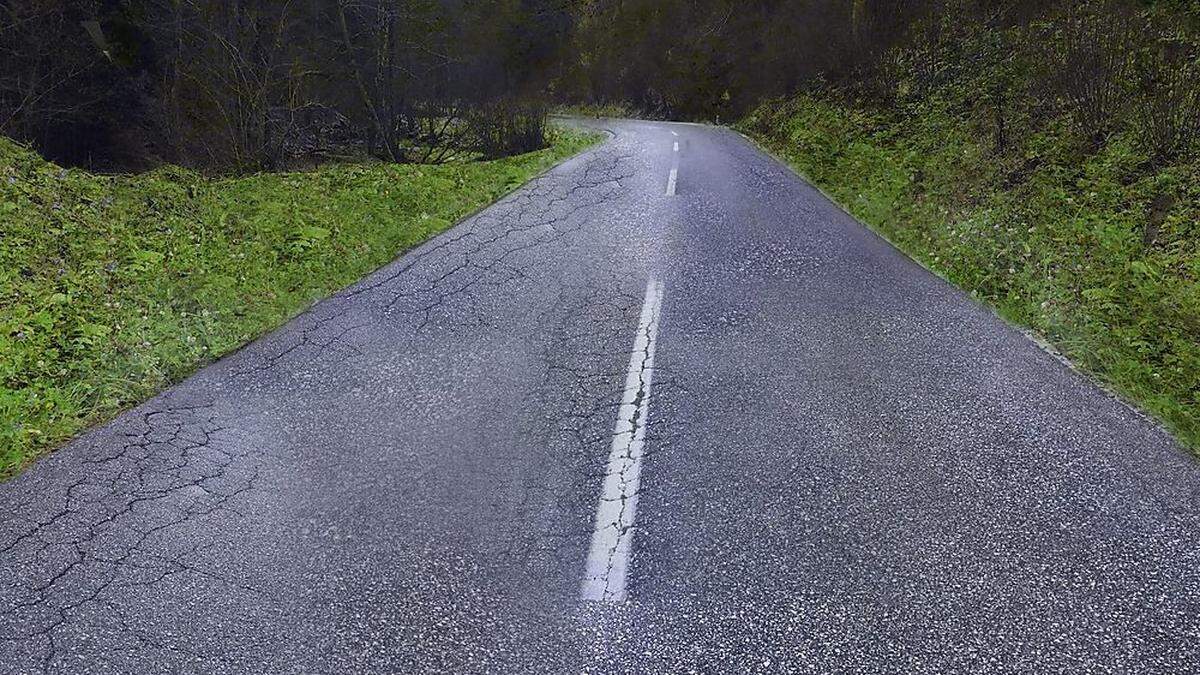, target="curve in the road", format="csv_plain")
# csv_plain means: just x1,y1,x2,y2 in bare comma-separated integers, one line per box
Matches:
1,119,1198,673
